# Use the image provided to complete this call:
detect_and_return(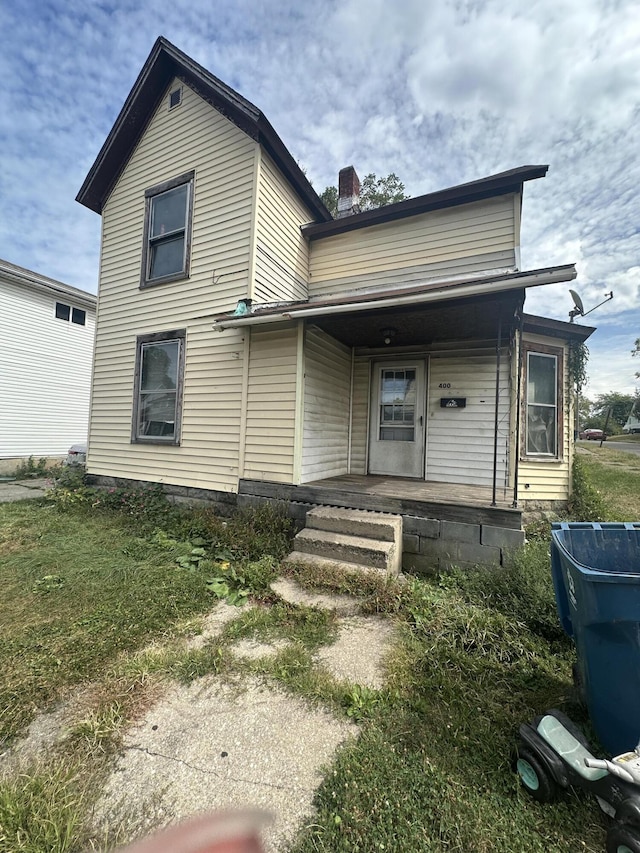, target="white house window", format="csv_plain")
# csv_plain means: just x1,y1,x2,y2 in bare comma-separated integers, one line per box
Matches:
55,302,70,321
526,351,558,456
141,171,194,287
132,330,185,444
56,302,86,326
